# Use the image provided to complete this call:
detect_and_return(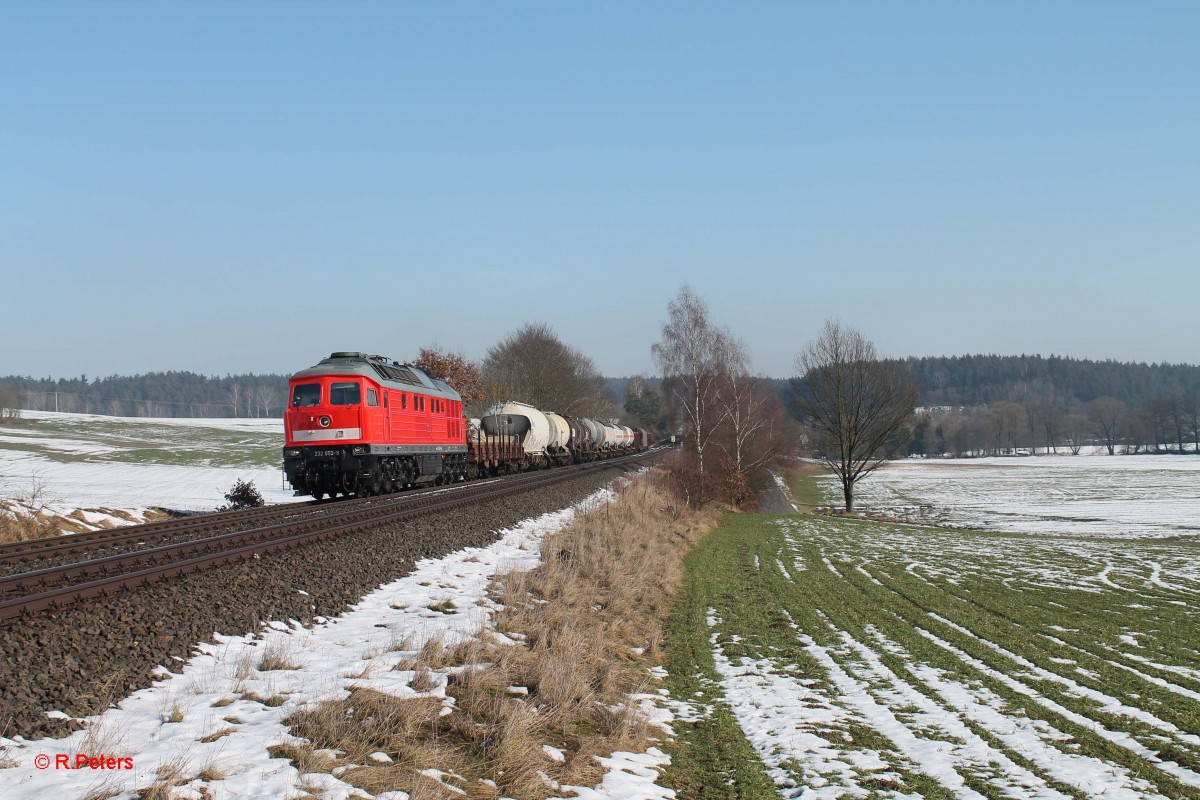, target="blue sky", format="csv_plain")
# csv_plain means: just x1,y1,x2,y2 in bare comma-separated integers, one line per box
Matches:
2,2,1197,379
